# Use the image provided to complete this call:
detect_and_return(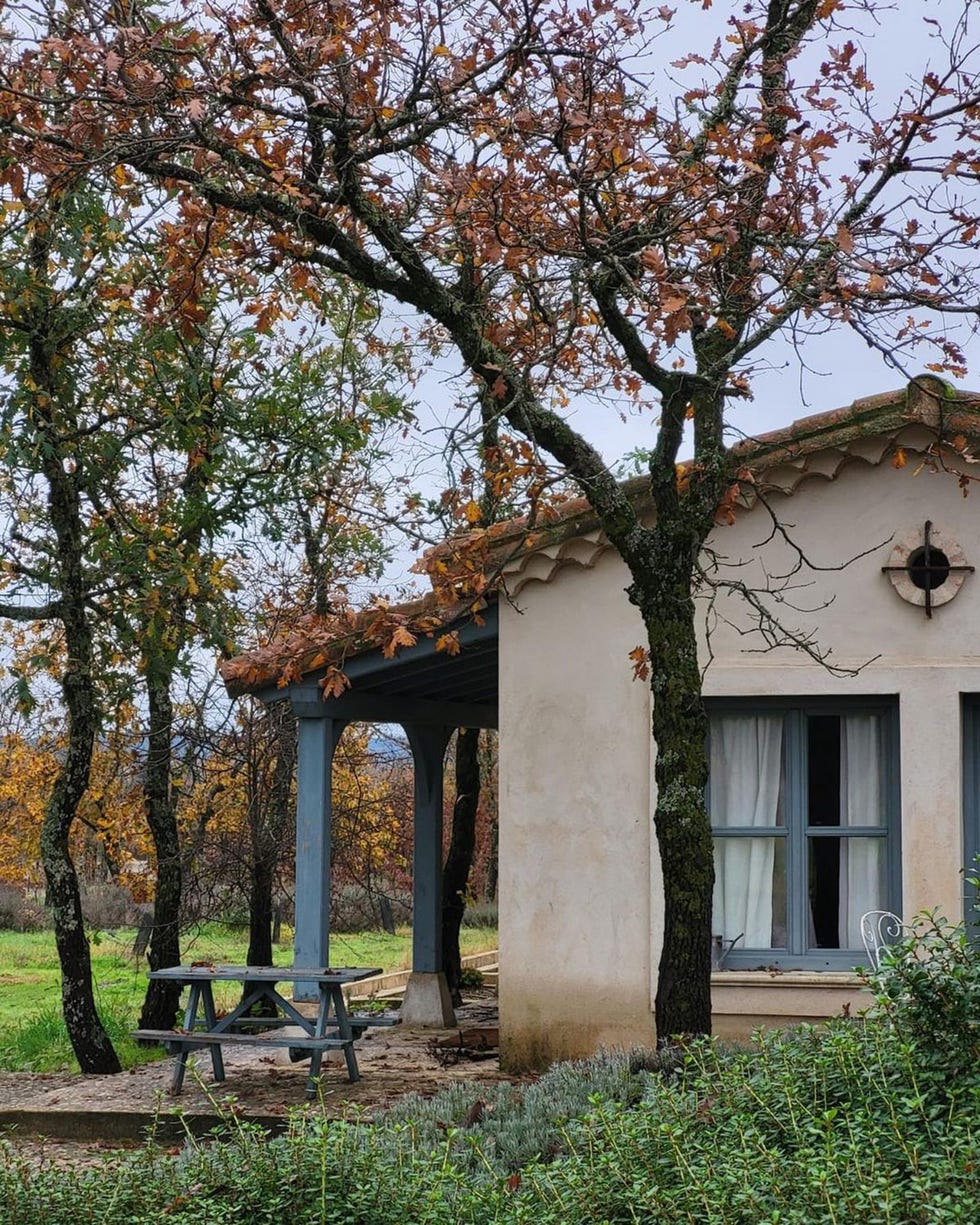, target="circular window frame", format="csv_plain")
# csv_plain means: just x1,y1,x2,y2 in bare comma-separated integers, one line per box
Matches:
885,523,969,610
